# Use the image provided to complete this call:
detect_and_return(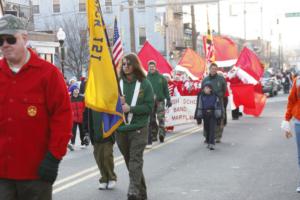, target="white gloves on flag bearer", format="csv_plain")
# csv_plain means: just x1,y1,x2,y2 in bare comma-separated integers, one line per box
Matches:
281,120,292,139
